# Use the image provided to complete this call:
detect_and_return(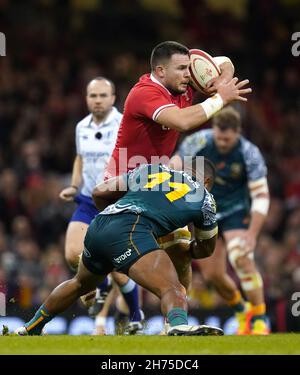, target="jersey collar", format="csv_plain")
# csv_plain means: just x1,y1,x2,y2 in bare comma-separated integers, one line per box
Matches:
150,74,172,96
87,107,117,128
